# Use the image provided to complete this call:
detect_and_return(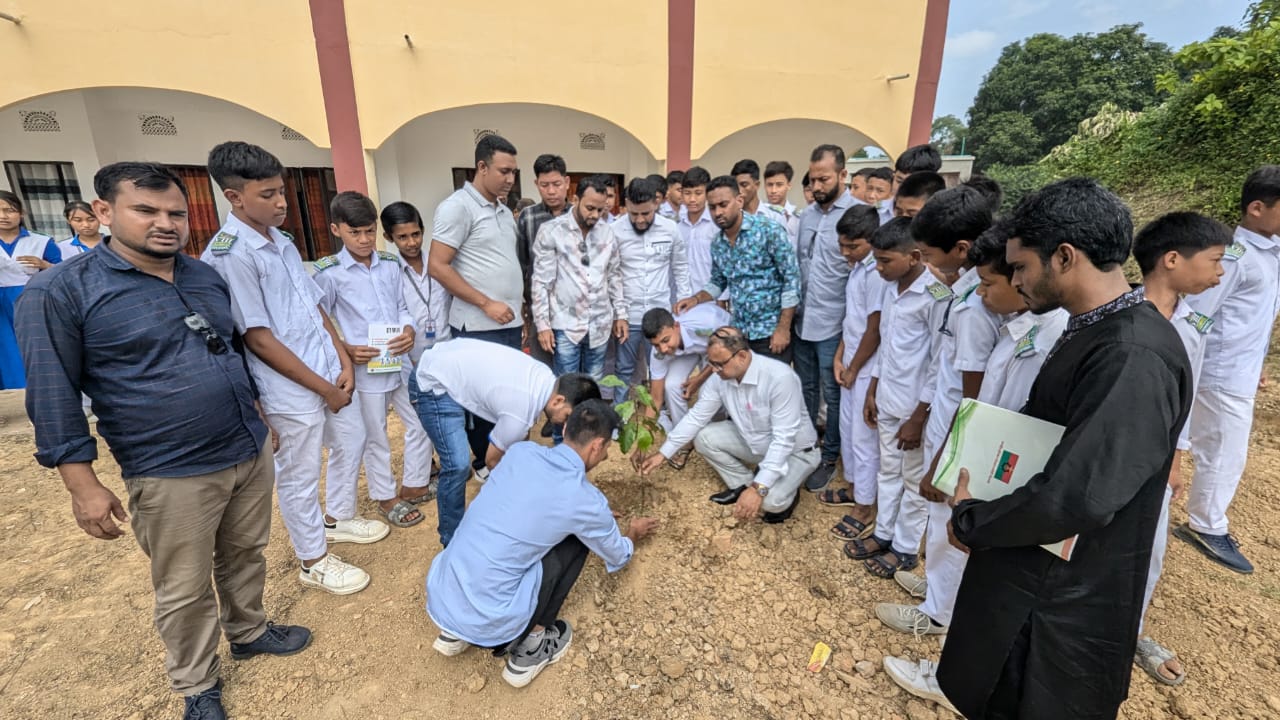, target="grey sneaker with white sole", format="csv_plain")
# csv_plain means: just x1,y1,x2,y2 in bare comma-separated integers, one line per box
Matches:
502,620,573,688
